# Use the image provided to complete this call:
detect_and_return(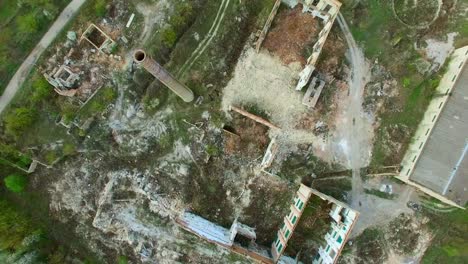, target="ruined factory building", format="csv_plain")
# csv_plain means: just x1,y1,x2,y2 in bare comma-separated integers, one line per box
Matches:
133,49,194,102
257,0,341,108
177,184,359,264
398,46,468,208
272,185,359,264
